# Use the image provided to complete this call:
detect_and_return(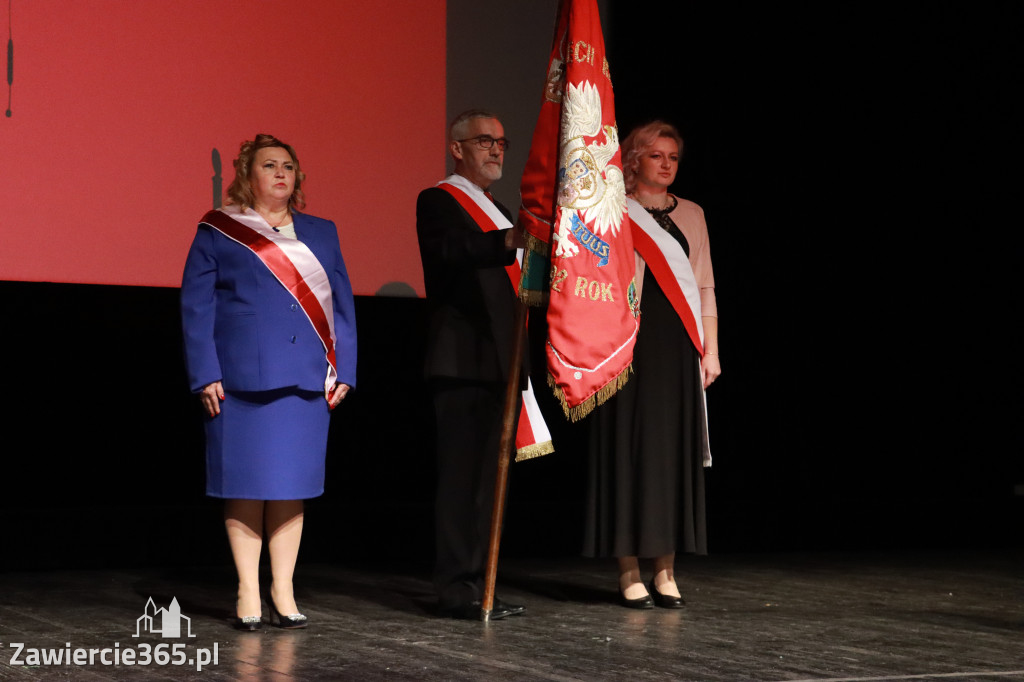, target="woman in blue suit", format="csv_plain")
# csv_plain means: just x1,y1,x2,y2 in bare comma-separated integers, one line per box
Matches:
181,134,357,630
